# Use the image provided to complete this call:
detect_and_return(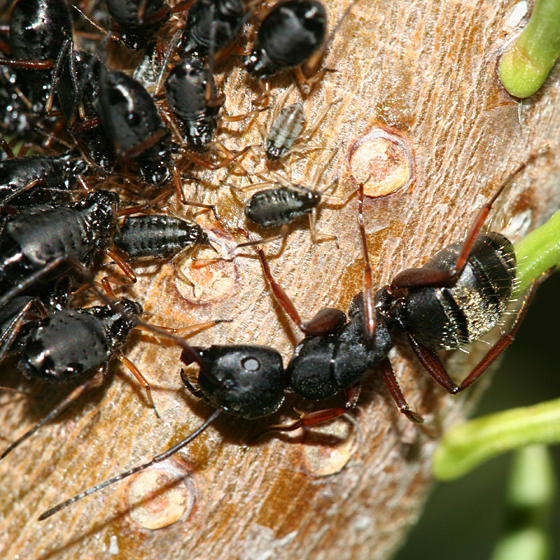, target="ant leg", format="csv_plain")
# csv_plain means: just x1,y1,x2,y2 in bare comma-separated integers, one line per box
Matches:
379,358,424,423
458,274,544,391
407,334,460,394
0,138,14,158
38,408,223,521
0,371,105,460
0,178,43,211
116,353,160,419
259,385,361,435
392,153,547,291
256,247,346,335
